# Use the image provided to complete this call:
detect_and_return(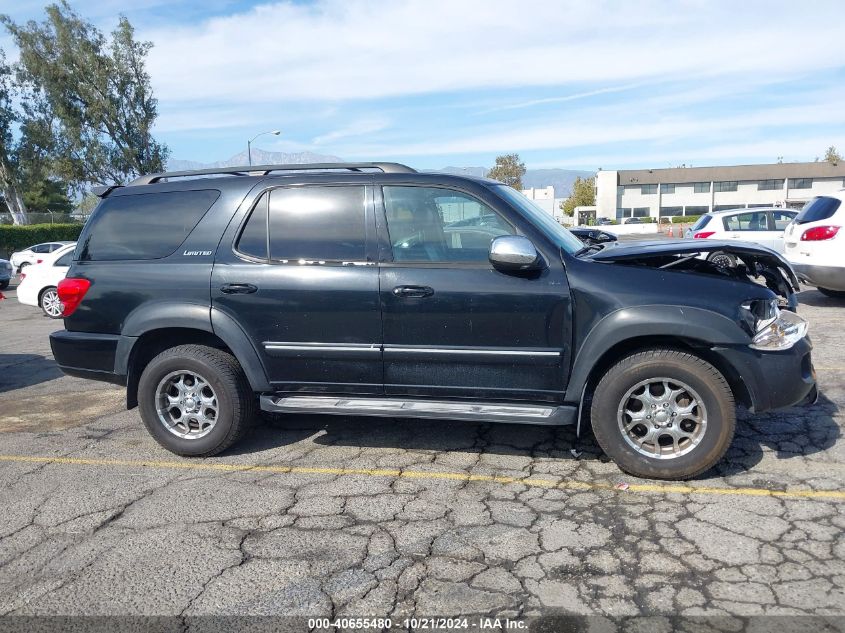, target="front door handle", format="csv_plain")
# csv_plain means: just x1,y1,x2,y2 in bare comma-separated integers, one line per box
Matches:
393,285,434,298
220,283,258,294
